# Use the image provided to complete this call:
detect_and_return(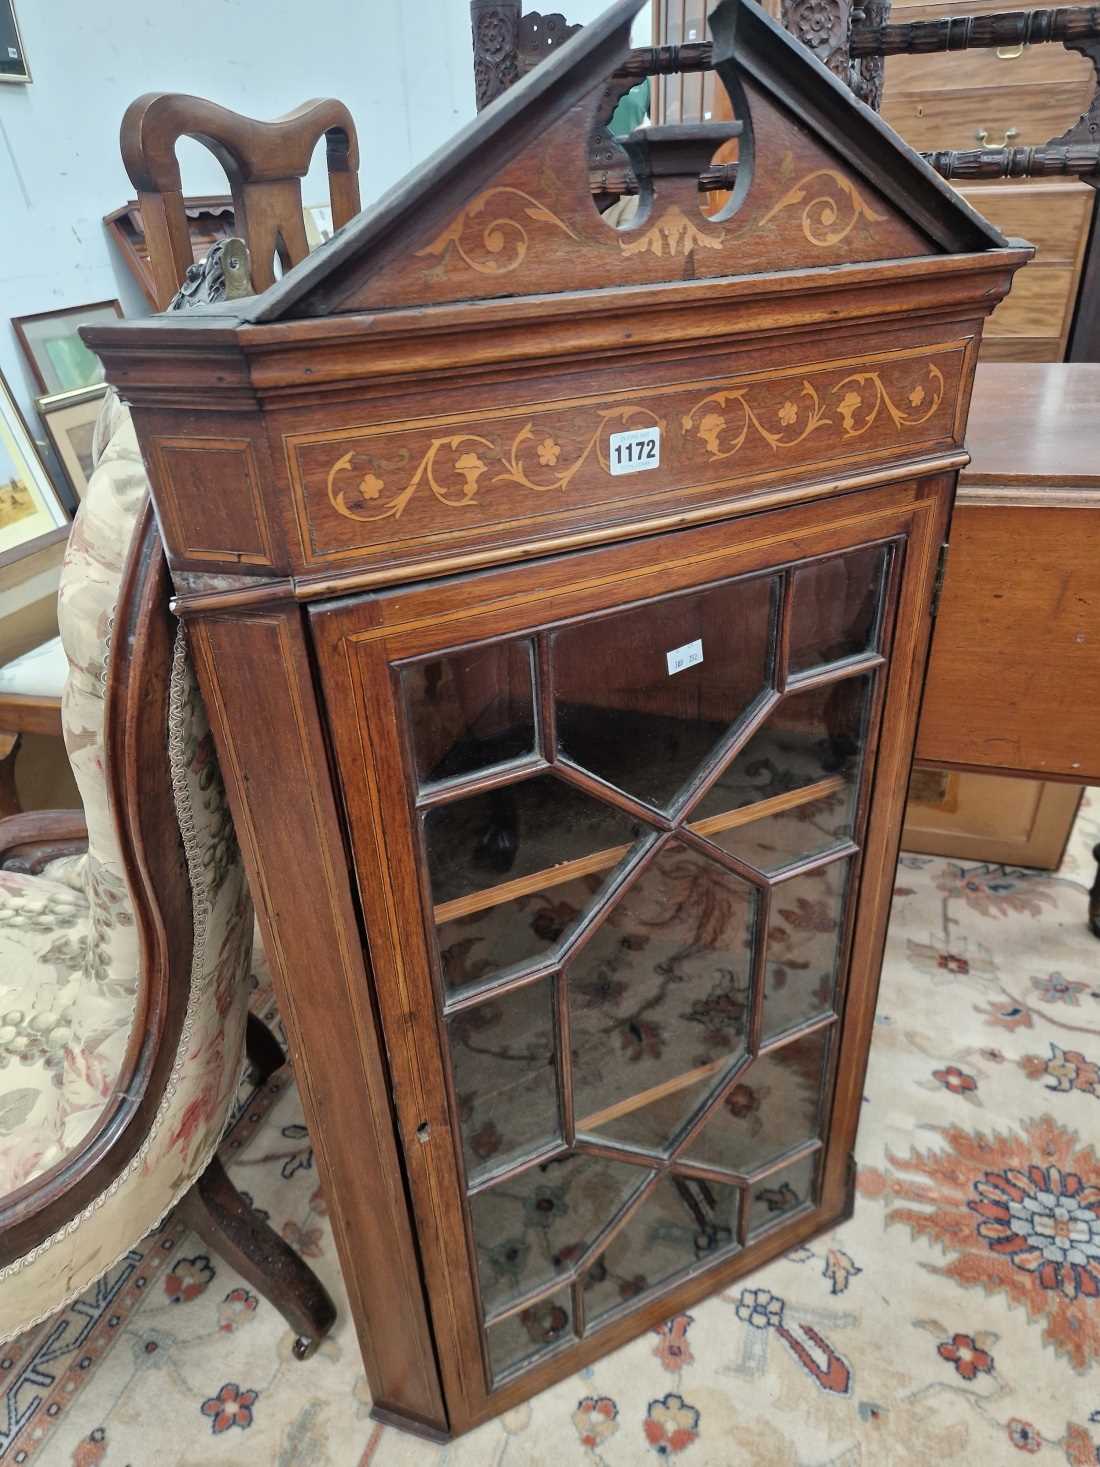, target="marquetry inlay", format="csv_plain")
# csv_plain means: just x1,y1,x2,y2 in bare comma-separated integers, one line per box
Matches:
285,344,965,563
